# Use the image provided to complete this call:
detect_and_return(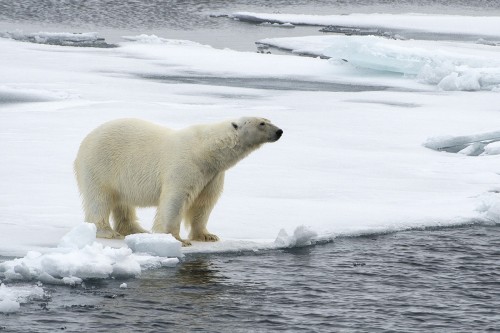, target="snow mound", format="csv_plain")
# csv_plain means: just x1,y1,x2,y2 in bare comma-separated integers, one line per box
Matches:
0,223,179,285
0,244,141,283
0,283,45,313
0,31,114,48
259,35,500,91
483,141,500,156
323,36,500,91
476,193,500,224
274,226,318,248
424,130,500,156
125,233,182,258
58,223,97,249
